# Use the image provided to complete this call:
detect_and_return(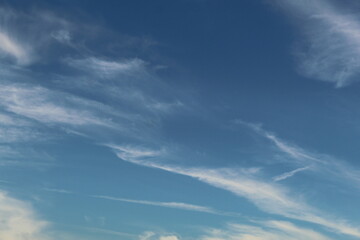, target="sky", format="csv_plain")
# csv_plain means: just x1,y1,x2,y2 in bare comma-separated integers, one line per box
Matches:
1,0,360,239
